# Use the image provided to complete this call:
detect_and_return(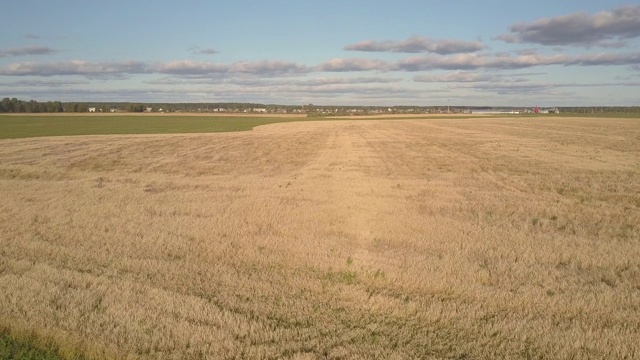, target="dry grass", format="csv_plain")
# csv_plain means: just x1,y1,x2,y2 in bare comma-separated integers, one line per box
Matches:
1,117,639,359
